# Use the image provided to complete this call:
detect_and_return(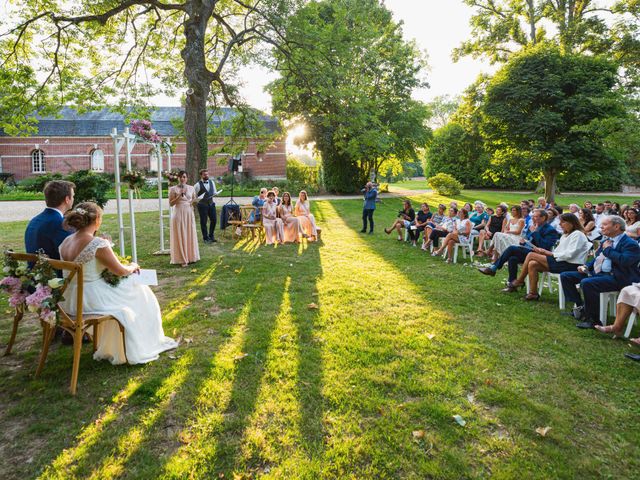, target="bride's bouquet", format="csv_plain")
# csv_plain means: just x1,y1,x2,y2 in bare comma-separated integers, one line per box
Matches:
101,253,132,287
